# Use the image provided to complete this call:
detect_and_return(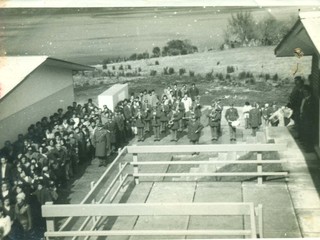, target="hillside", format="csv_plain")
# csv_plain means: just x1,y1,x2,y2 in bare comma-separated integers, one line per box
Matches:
74,46,312,106
101,46,311,78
